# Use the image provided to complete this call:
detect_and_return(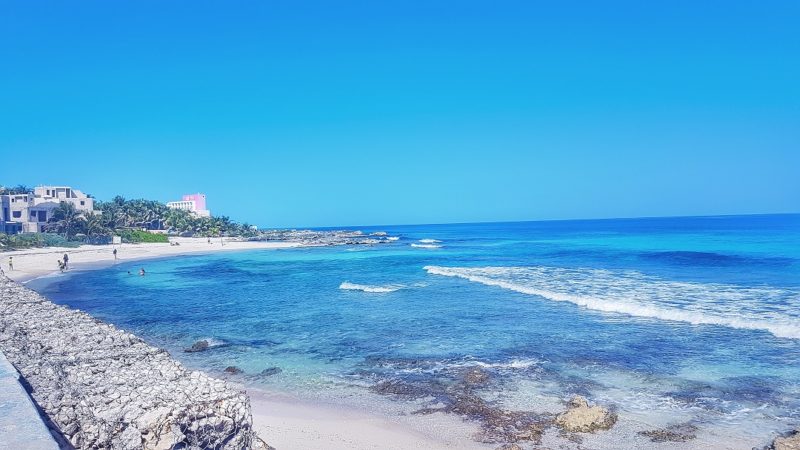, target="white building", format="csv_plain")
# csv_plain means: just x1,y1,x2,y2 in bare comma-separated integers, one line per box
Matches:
1,186,94,234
